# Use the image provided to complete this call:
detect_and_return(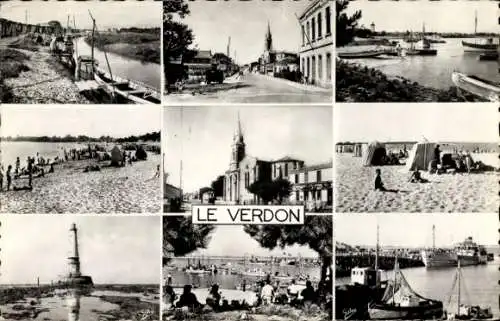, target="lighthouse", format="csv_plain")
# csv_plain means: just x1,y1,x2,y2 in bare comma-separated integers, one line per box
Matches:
65,223,93,293
68,223,81,278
